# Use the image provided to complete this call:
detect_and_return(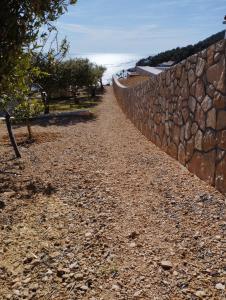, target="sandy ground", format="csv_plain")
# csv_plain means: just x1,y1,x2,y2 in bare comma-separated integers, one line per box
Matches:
0,87,225,300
